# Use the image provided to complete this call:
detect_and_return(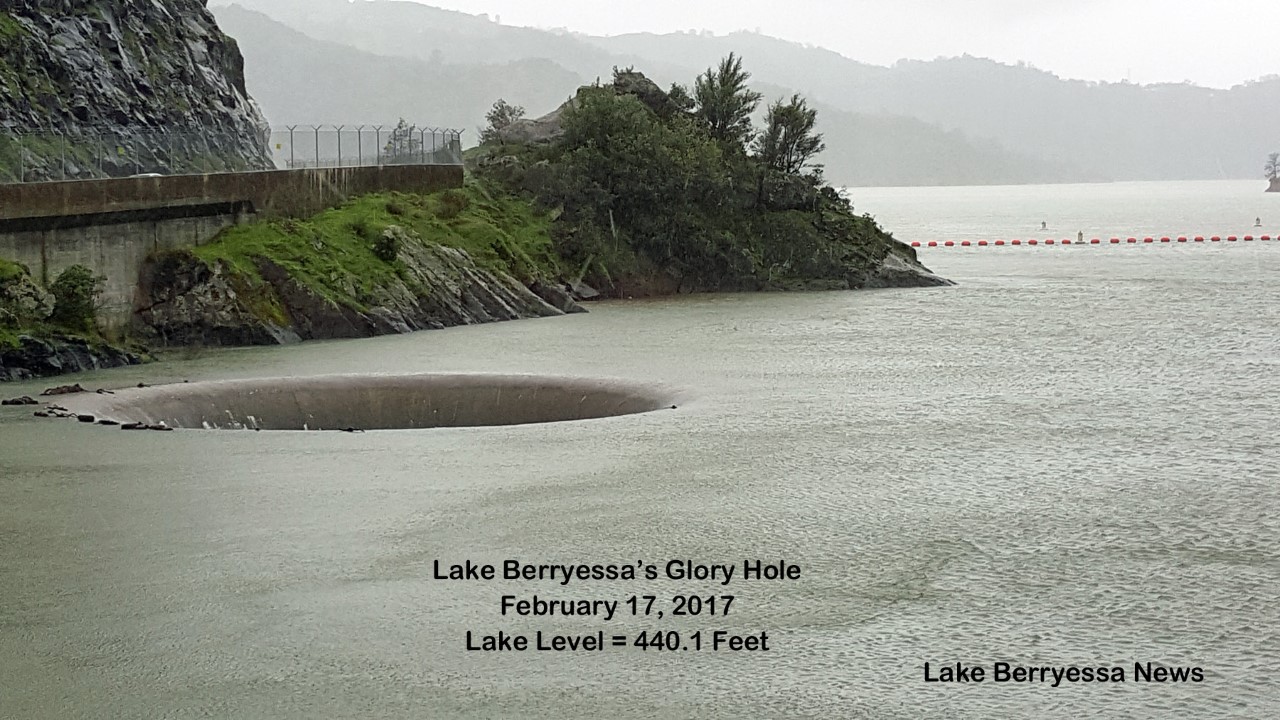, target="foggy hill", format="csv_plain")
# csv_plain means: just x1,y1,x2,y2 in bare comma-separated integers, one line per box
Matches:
214,1,1059,186
213,4,581,131
592,33,1280,181
217,6,1060,186
213,0,625,77
866,57,1280,181
209,0,1280,184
